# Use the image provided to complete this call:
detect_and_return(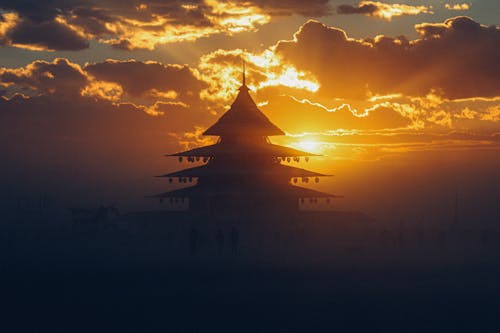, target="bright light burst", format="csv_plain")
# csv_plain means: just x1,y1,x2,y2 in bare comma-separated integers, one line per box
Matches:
197,49,320,102
207,0,270,33
257,66,319,92
359,1,431,20
99,0,271,50
297,140,320,152
291,139,327,154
